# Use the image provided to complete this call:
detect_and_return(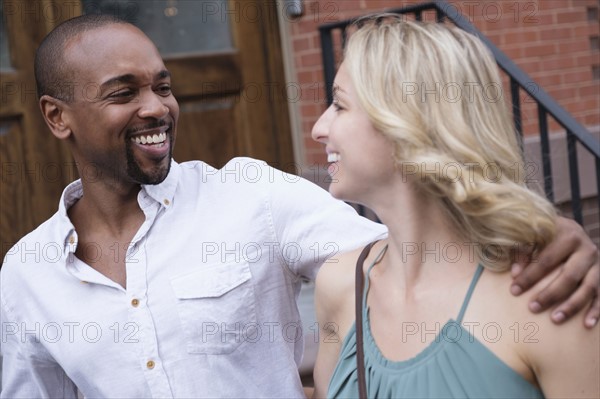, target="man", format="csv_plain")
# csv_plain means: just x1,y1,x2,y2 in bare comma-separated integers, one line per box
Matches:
1,15,598,398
